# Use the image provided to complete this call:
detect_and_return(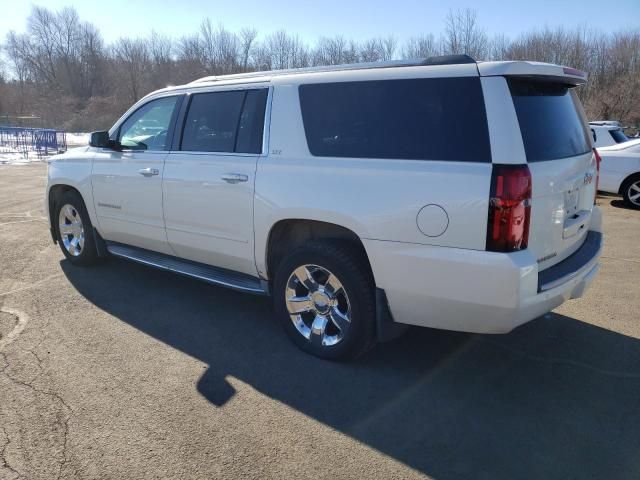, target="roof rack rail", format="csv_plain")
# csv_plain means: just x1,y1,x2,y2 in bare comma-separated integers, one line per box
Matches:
189,55,477,85
422,54,476,66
